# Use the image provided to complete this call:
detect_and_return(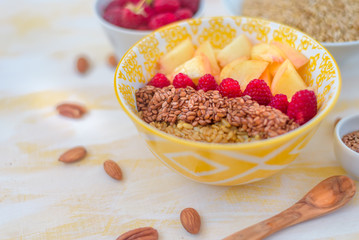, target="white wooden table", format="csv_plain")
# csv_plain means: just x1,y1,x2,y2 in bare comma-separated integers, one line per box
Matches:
1,0,359,239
